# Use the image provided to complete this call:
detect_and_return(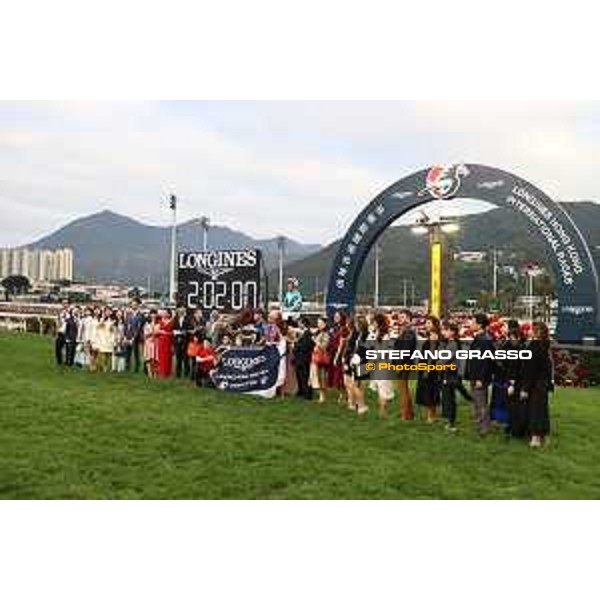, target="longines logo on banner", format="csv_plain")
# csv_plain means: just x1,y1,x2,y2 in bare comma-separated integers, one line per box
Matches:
561,305,595,316
419,163,470,200
477,180,505,190
222,354,267,372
